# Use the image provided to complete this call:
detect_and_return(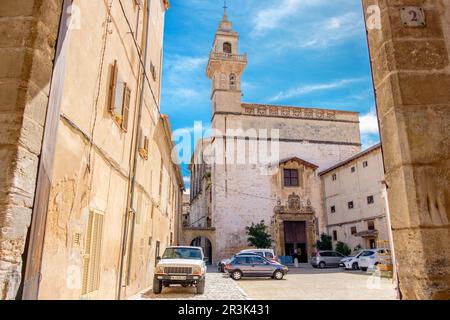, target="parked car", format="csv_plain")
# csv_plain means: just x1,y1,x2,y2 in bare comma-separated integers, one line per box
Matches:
358,248,392,271
340,251,364,270
239,249,279,262
218,252,260,273
224,254,288,280
153,246,207,294
341,248,392,271
310,250,346,268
